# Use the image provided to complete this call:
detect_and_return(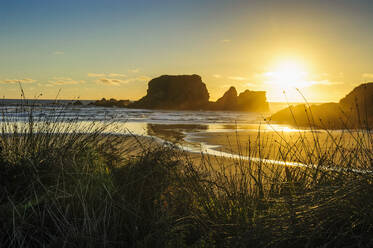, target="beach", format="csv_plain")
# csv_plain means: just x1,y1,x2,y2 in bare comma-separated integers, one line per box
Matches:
1,104,372,247
2,101,370,172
